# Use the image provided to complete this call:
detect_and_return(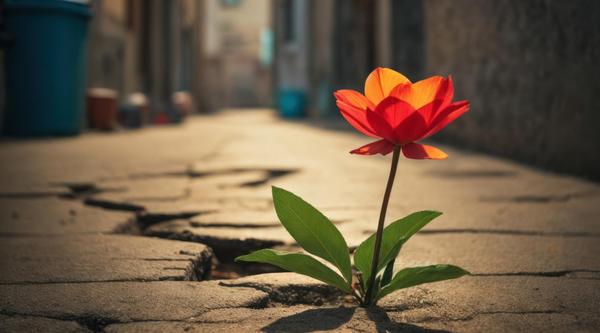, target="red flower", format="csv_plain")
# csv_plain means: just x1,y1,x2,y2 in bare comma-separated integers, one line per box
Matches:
334,68,469,159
